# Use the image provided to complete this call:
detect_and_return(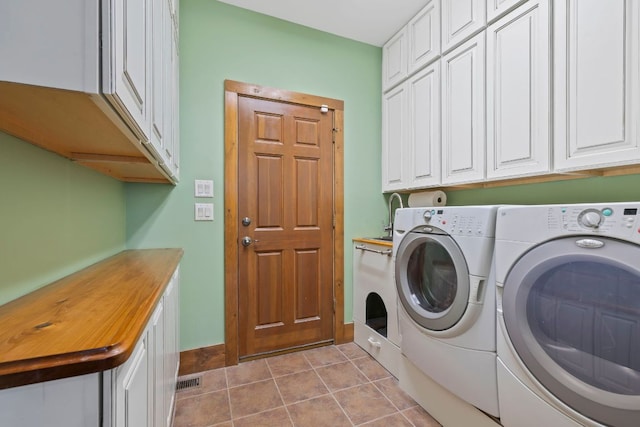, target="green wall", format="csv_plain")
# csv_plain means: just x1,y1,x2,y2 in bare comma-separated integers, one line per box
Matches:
125,0,387,351
447,174,640,206
0,132,126,306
